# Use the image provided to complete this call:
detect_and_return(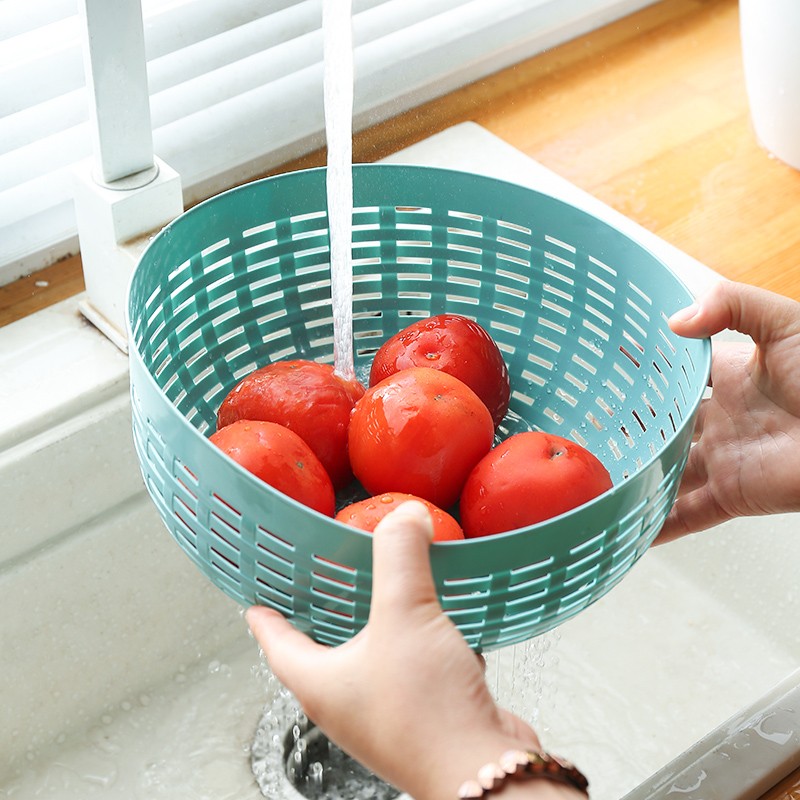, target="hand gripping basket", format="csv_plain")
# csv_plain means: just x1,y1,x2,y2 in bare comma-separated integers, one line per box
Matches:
127,165,710,652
